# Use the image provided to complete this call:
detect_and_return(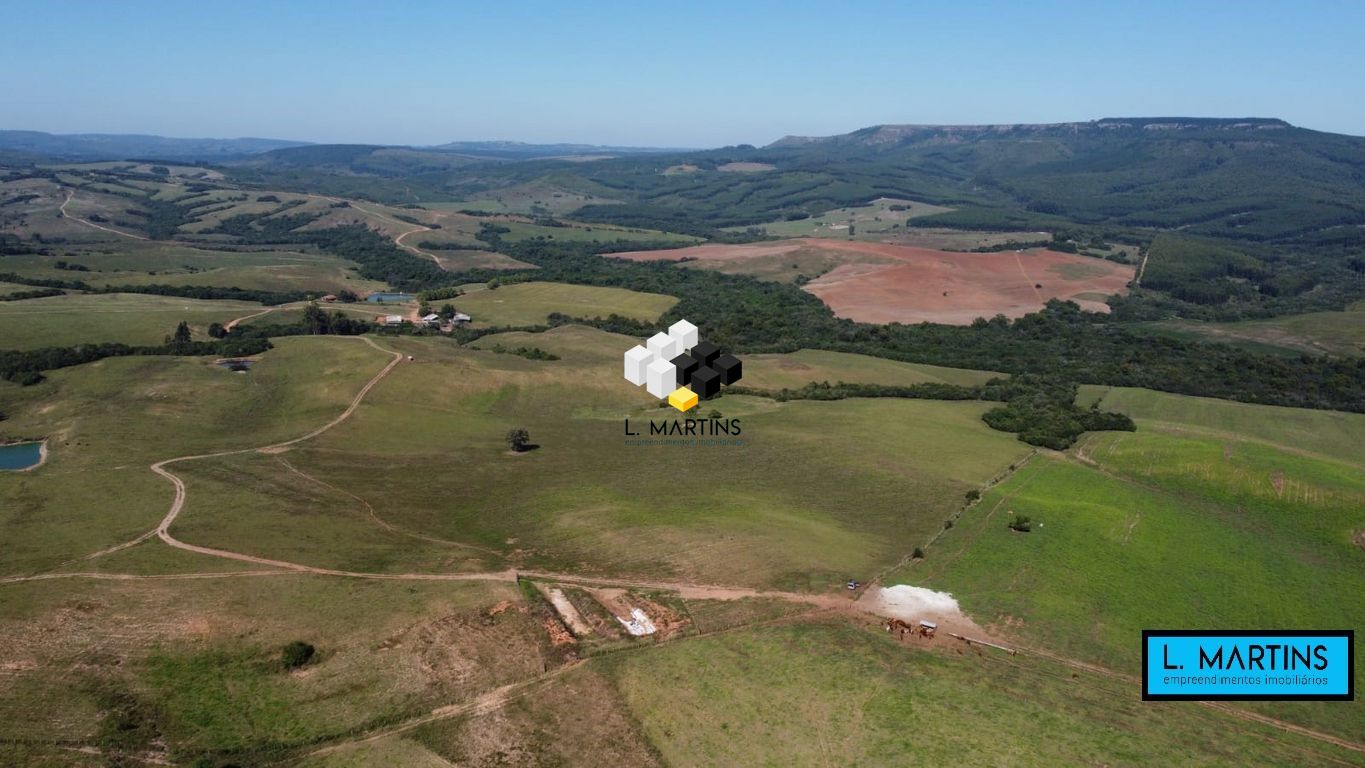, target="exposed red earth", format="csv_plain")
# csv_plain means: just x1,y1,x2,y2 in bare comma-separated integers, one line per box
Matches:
612,238,1135,324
